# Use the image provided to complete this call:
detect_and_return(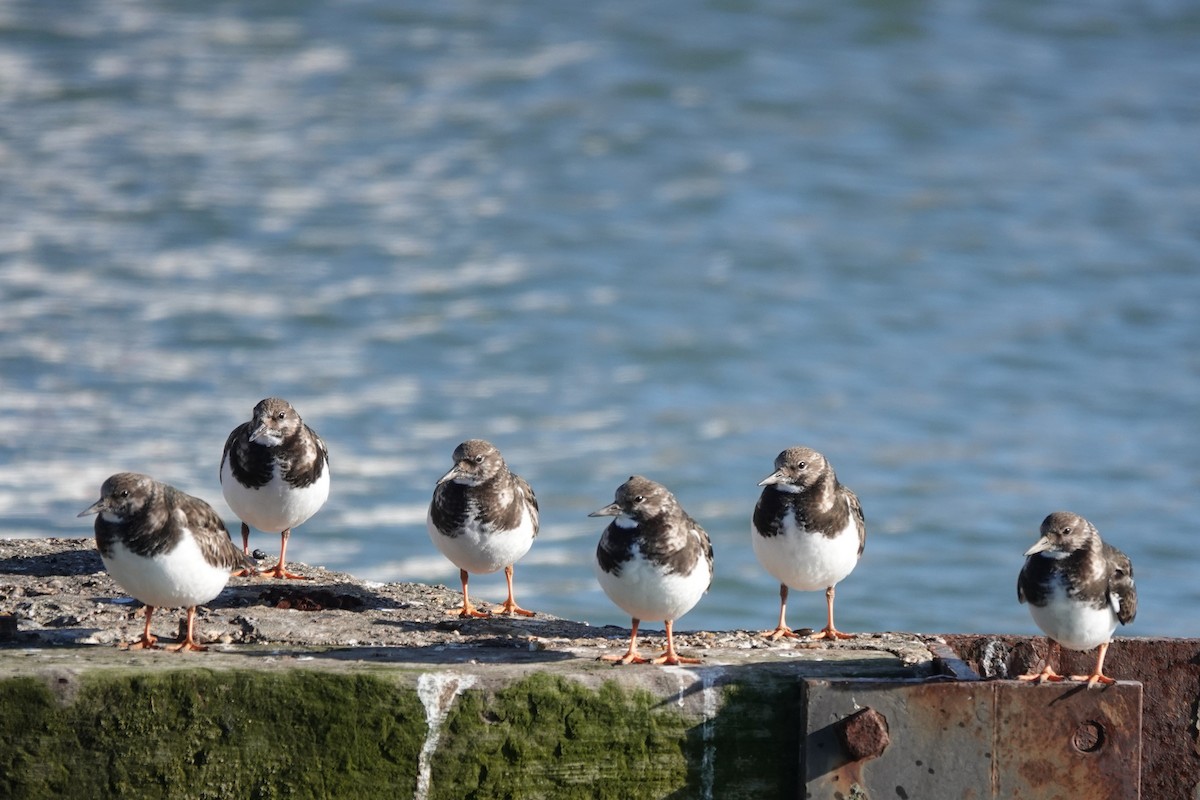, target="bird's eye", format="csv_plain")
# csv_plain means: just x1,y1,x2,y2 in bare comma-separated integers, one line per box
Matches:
120,490,129,498
474,455,485,464
633,495,644,504
277,411,286,420
797,462,807,469
1061,527,1072,535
